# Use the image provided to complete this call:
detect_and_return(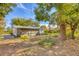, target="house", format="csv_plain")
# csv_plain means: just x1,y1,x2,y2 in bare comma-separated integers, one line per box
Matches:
12,25,42,37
